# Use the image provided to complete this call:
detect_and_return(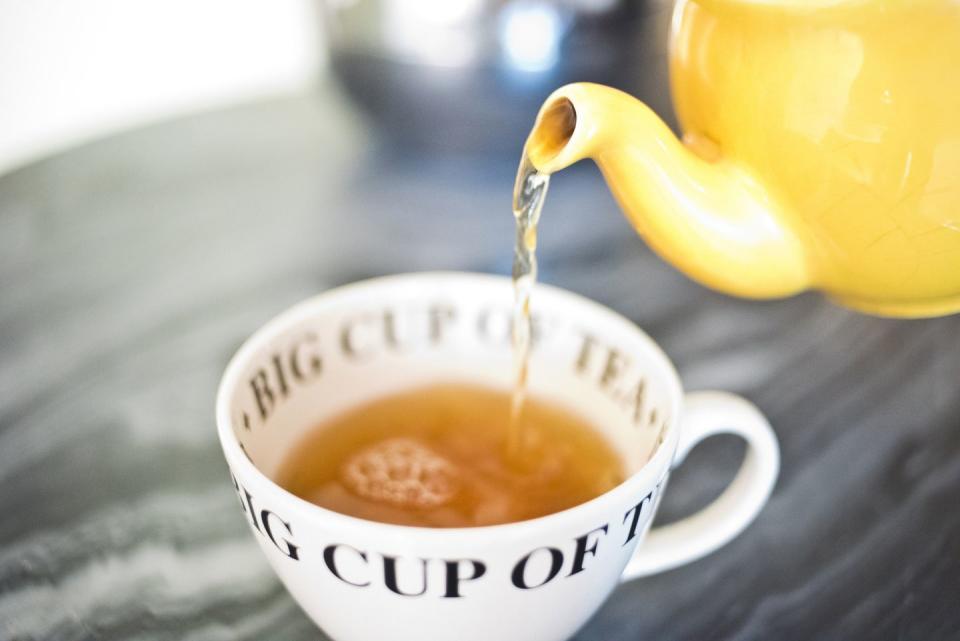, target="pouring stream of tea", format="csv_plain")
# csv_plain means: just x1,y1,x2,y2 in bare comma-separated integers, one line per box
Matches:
508,152,550,462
